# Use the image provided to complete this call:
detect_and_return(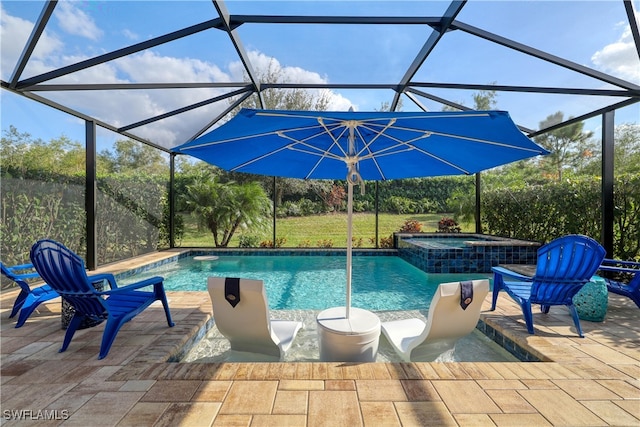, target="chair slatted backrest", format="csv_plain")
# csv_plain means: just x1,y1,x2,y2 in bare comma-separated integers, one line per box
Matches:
531,235,606,305
30,239,108,319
